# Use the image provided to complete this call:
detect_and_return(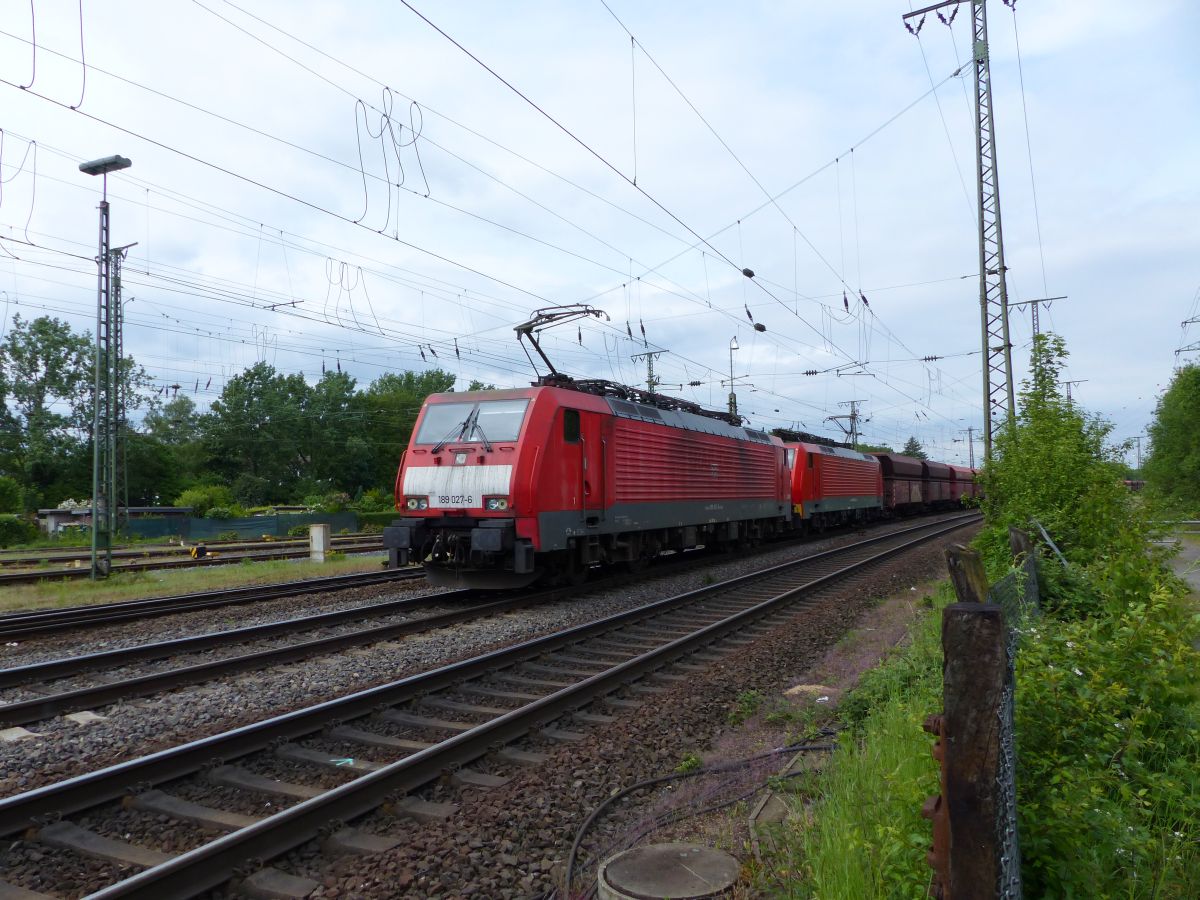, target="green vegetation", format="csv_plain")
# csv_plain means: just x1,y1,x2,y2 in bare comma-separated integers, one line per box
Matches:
756,586,953,897
0,312,491,518
0,552,389,613
1144,362,1200,513
900,436,927,459
0,513,38,547
729,690,765,726
675,751,703,773
765,335,1199,898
